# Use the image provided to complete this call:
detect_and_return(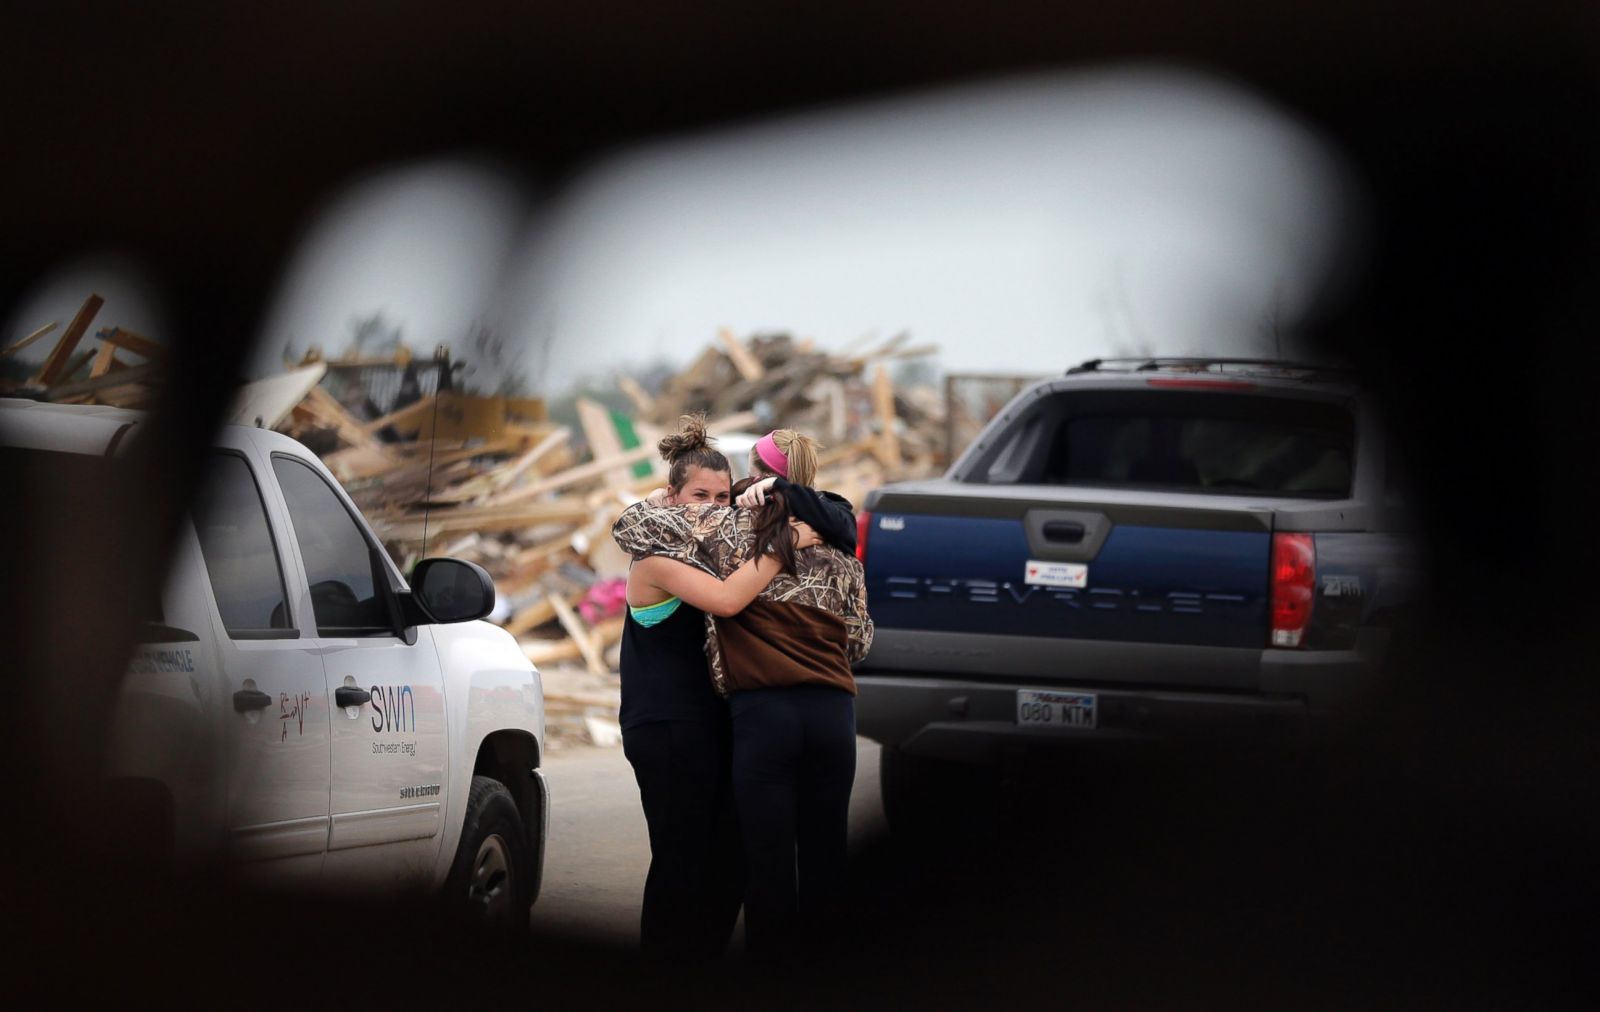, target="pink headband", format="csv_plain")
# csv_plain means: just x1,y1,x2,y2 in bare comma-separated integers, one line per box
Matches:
754,432,789,478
